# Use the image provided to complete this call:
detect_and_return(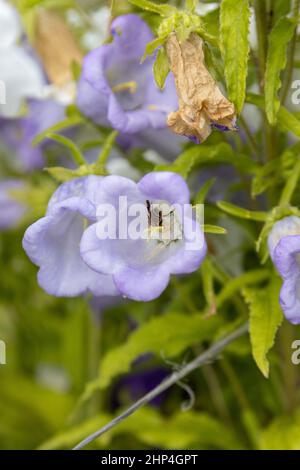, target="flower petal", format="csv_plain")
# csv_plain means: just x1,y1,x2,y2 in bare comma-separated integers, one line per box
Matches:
166,219,207,274
280,277,300,325
114,265,170,301
273,235,300,280
23,208,118,297
138,172,190,204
